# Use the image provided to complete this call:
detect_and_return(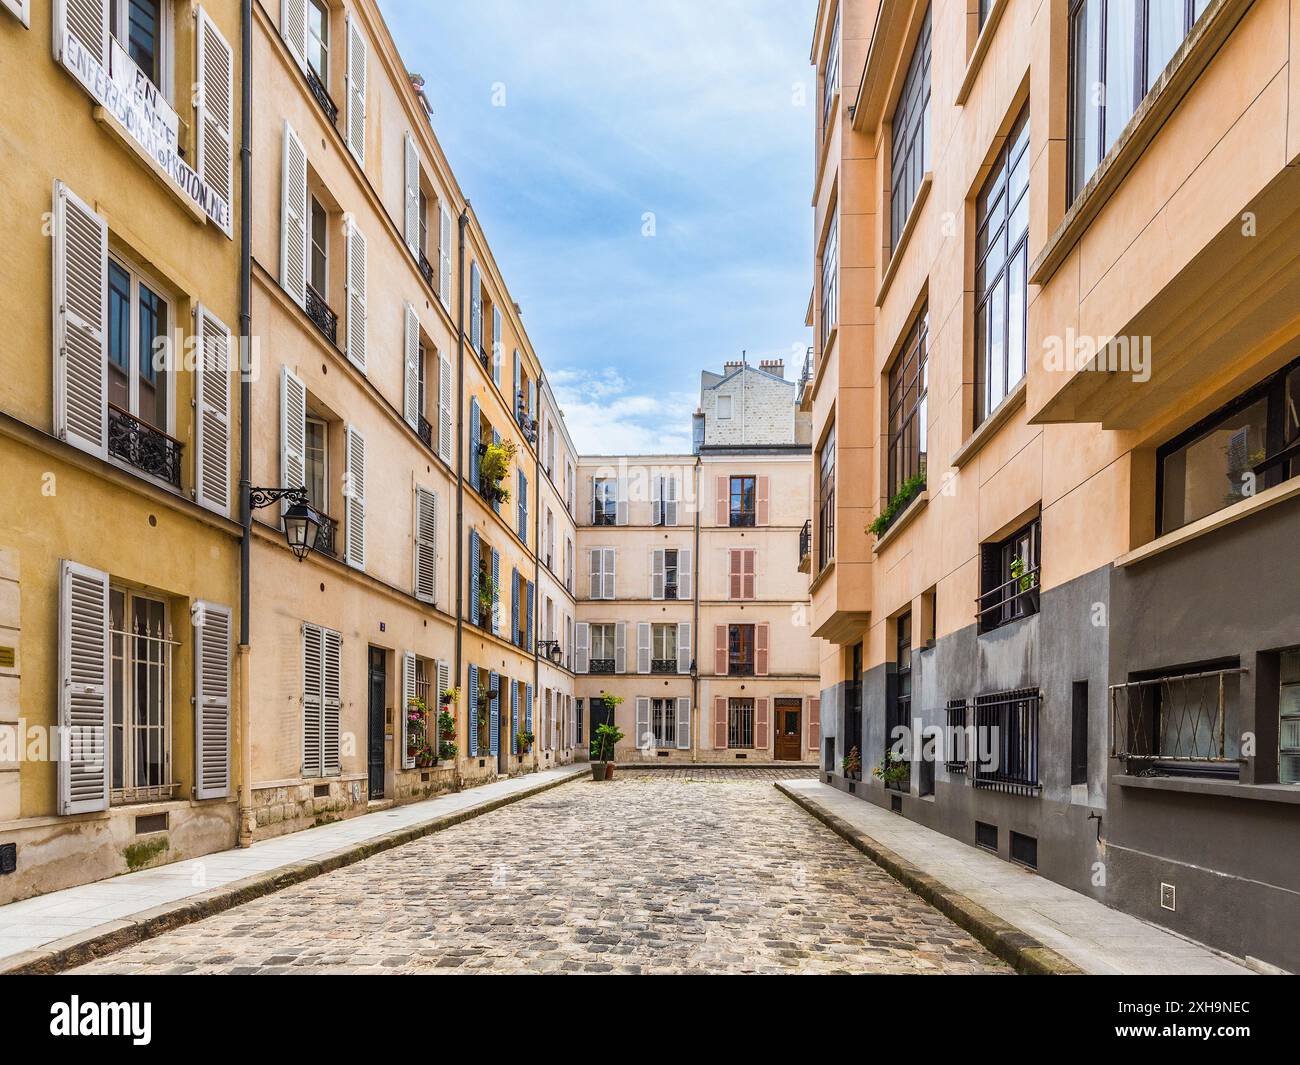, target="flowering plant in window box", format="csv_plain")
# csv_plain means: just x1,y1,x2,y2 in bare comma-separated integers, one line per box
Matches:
841,745,862,778
867,472,927,538
873,748,909,785
406,697,431,767
517,729,535,754
479,439,517,501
